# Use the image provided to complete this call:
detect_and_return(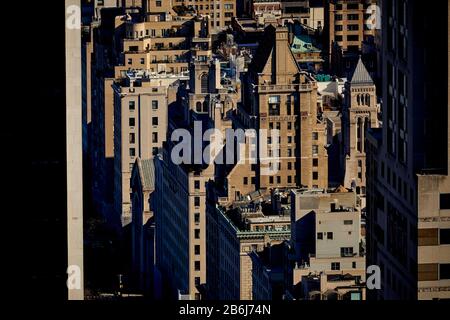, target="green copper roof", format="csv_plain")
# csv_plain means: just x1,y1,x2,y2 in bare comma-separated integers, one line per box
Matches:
291,34,321,54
